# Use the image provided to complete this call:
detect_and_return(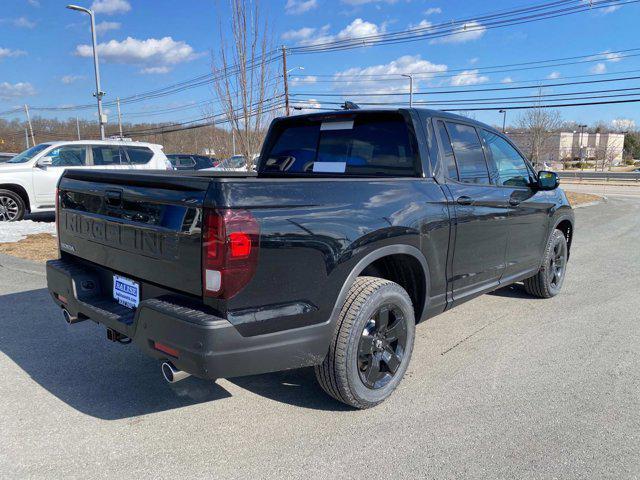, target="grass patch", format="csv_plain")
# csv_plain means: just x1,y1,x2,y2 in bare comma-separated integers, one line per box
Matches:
0,233,58,263
565,191,602,207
